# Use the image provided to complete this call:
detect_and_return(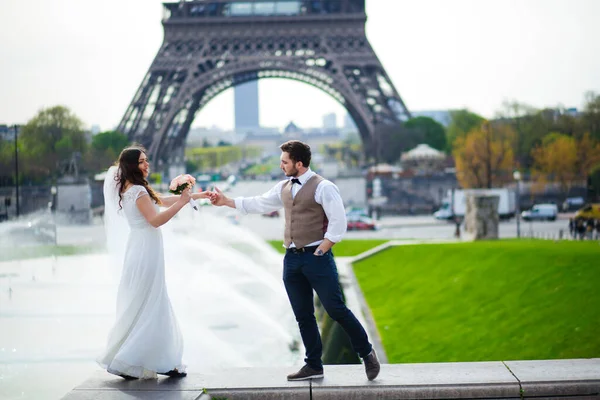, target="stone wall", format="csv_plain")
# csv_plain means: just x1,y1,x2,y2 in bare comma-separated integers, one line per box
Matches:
464,195,499,240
